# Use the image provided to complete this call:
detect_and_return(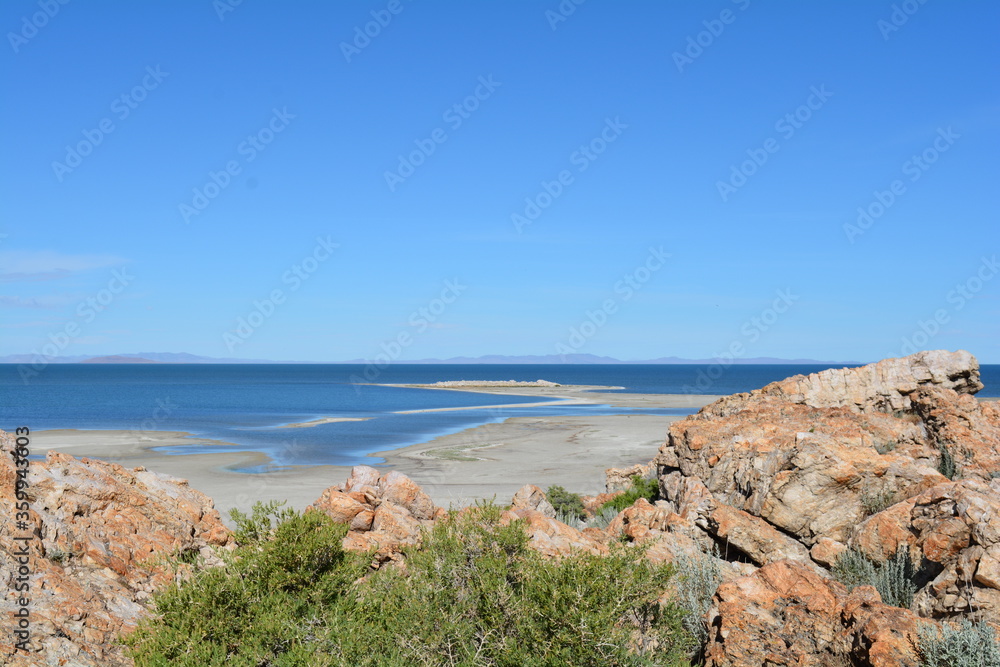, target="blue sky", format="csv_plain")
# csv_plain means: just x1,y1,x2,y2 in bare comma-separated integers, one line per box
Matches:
1,0,997,363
